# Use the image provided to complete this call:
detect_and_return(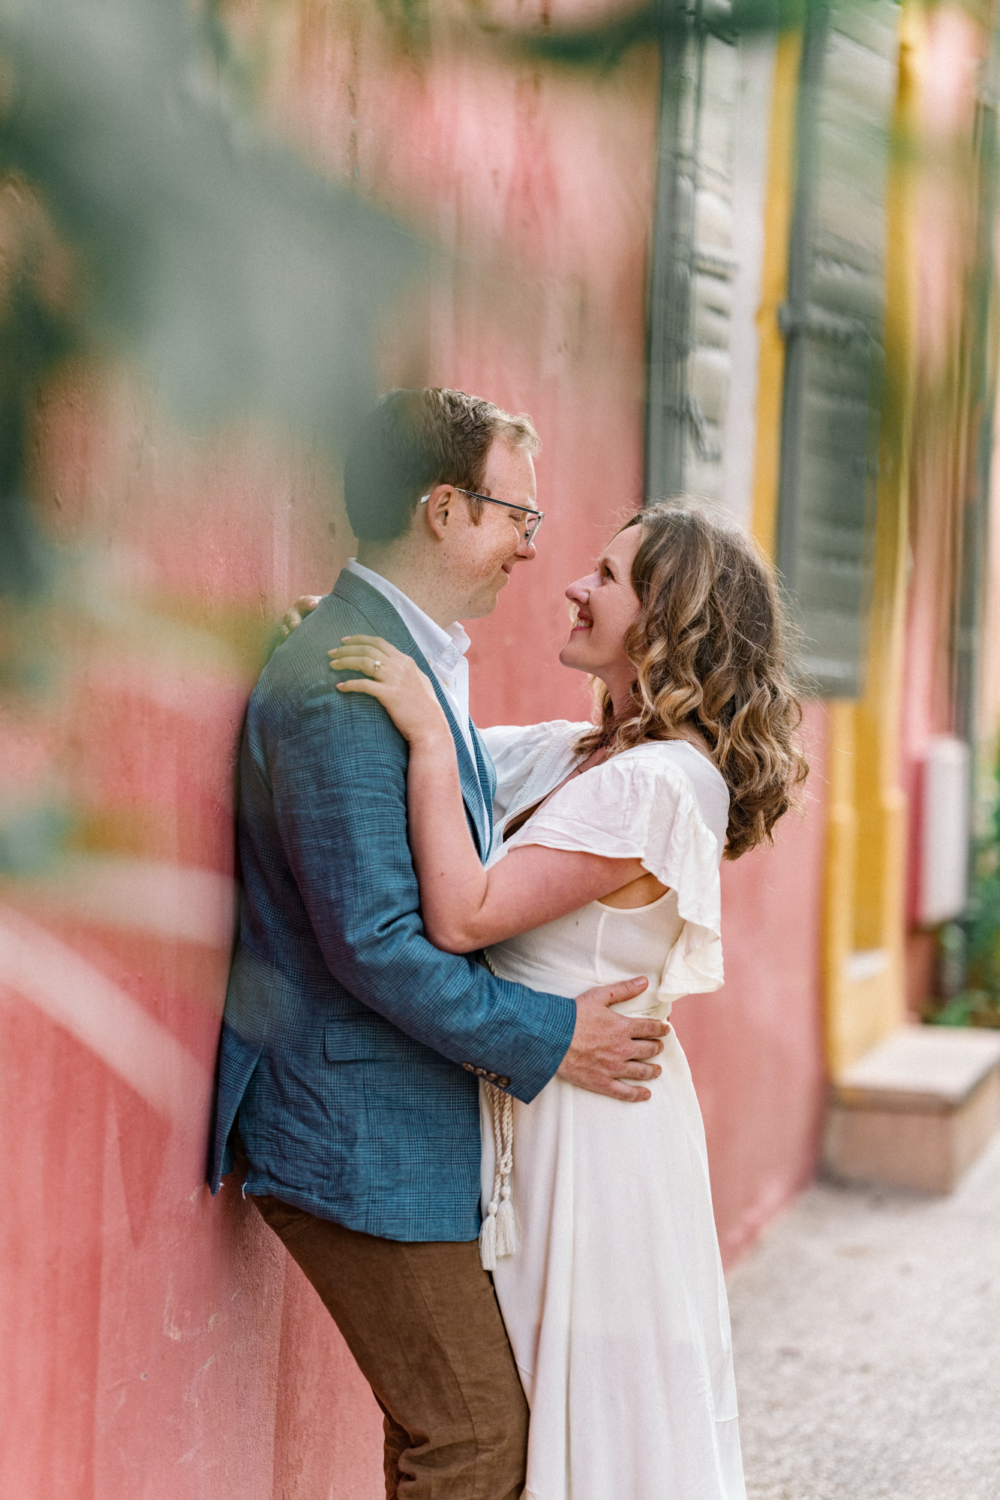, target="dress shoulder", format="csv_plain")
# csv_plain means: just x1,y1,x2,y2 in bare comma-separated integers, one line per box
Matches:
505,742,730,999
